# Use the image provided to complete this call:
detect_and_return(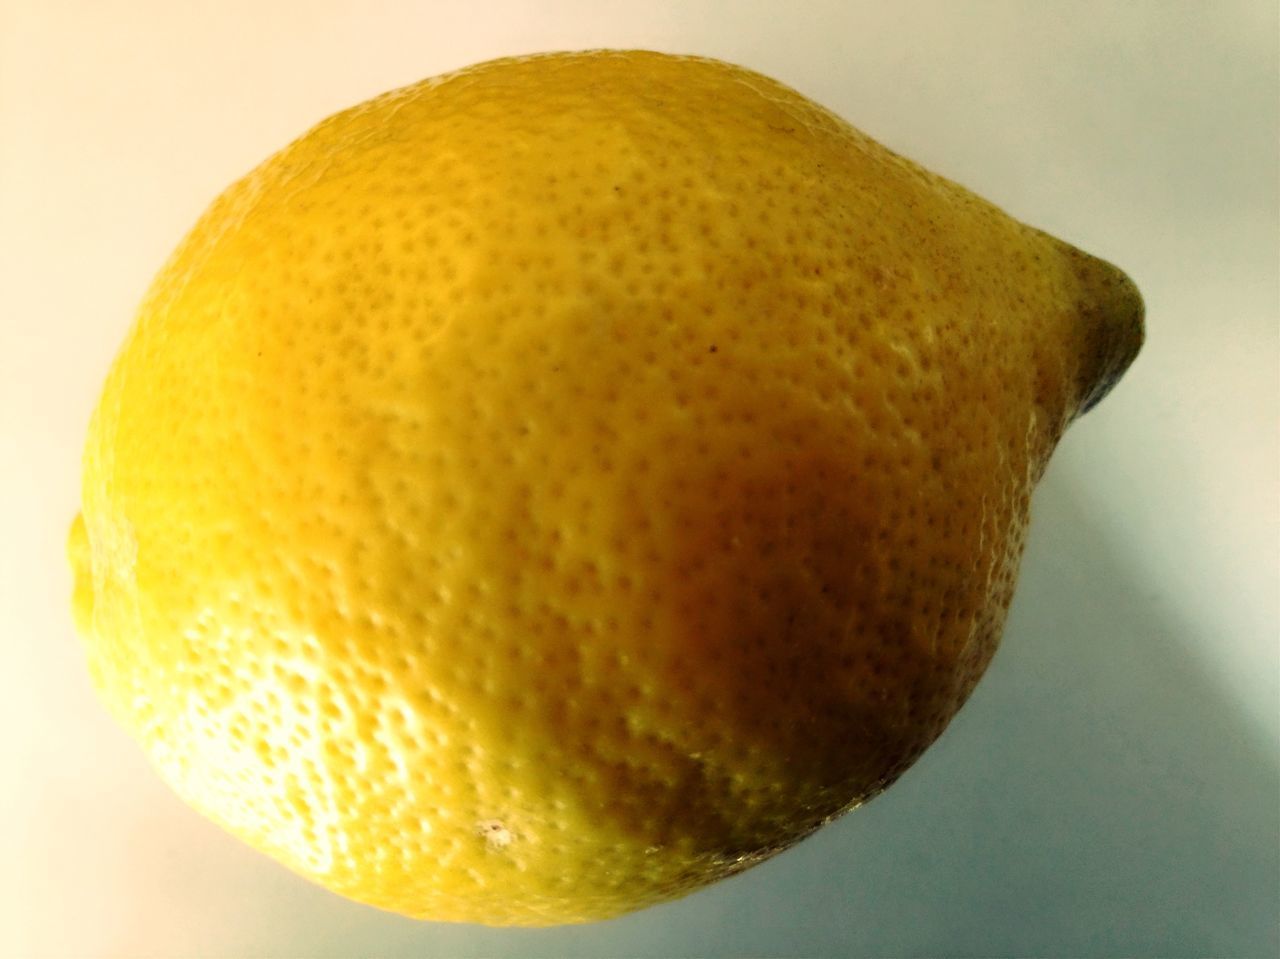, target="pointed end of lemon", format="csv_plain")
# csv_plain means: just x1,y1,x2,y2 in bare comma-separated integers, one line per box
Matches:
68,512,95,637
1066,248,1145,416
